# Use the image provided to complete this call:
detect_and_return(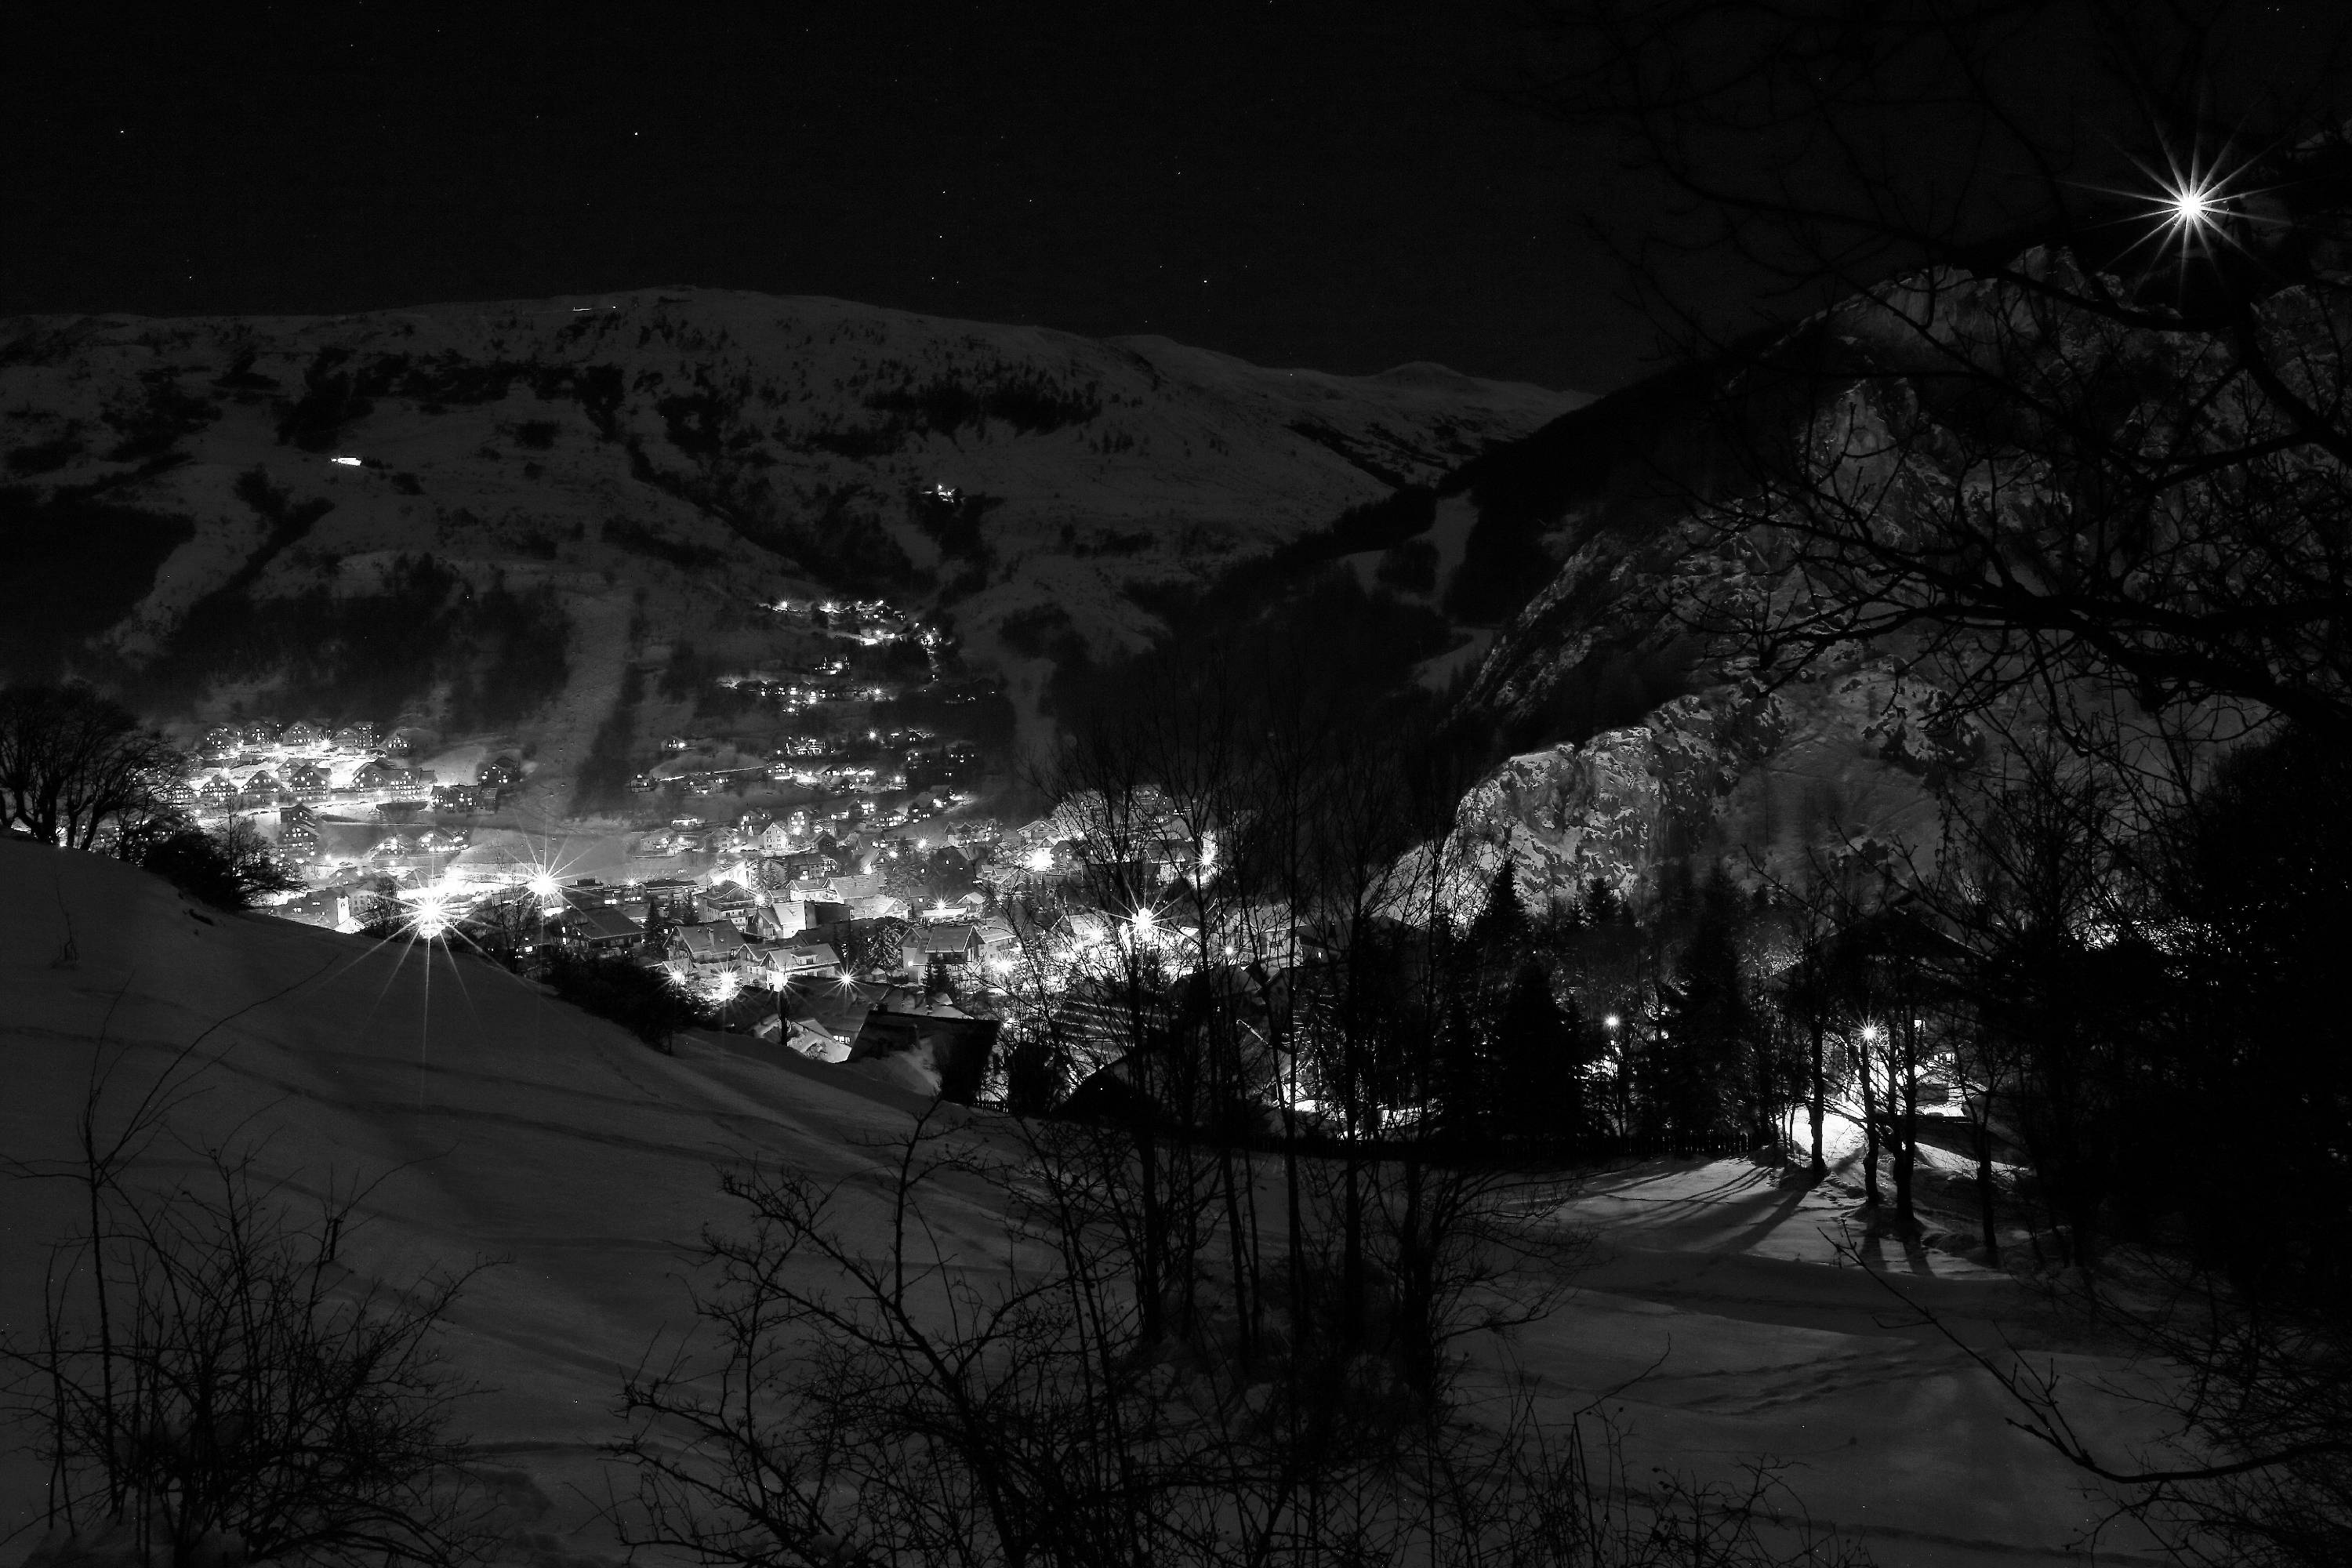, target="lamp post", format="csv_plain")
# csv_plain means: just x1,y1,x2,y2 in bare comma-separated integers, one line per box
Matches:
1857,1022,1886,1205
528,869,559,970
1603,1013,1624,1149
